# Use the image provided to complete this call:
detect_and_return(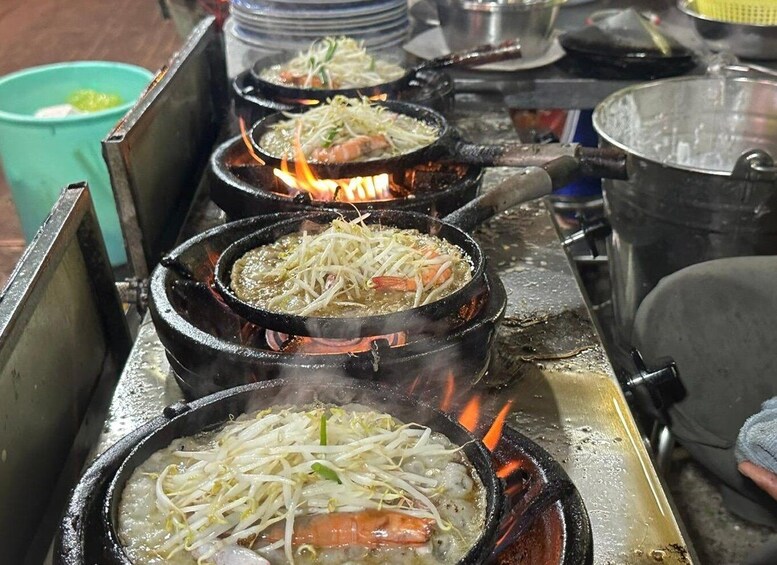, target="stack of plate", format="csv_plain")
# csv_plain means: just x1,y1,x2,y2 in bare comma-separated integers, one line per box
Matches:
229,0,410,52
